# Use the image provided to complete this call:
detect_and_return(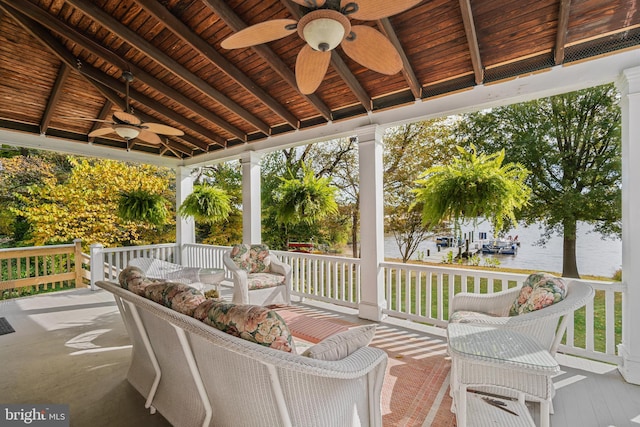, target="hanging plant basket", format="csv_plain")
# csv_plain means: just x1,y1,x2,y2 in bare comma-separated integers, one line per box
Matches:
118,189,169,226
413,145,530,233
178,185,231,224
275,165,338,226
